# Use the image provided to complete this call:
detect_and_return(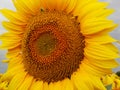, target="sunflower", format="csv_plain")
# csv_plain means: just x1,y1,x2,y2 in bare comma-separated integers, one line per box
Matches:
101,73,120,90
0,0,119,90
